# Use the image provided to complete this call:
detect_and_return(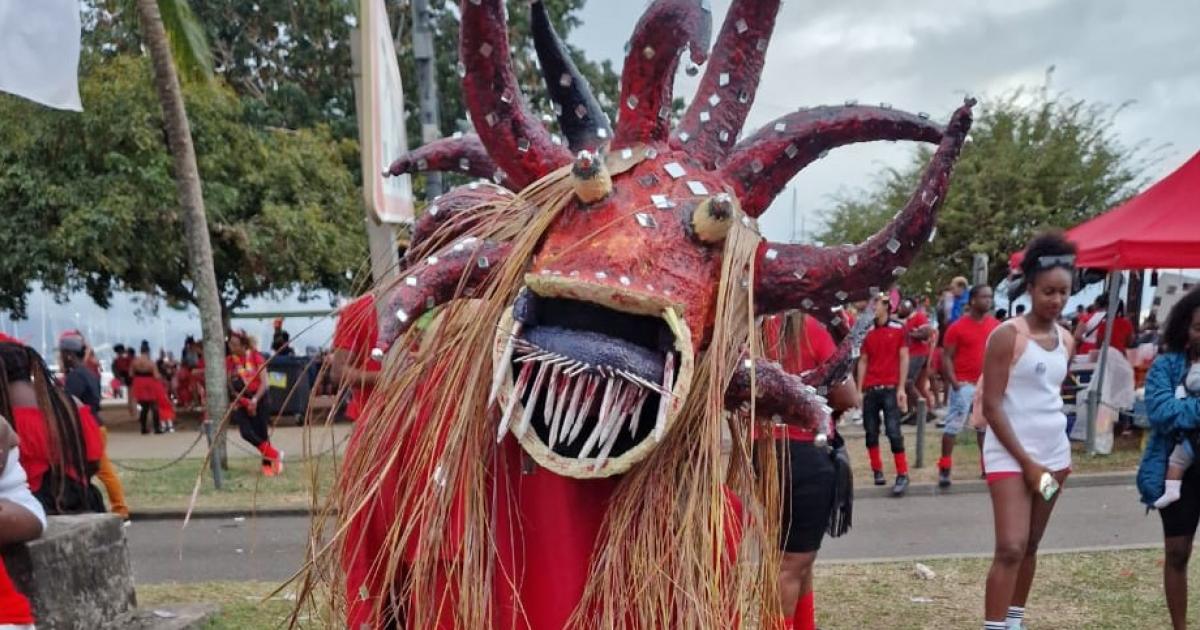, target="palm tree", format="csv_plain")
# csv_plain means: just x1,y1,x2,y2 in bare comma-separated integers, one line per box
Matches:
133,0,230,473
